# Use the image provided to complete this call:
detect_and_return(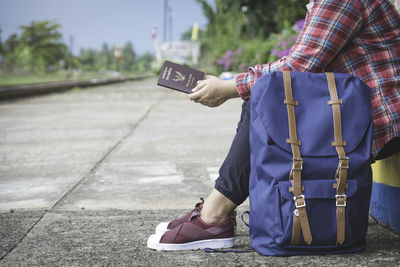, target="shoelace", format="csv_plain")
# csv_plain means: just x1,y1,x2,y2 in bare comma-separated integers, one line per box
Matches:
204,248,253,253
241,211,250,227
